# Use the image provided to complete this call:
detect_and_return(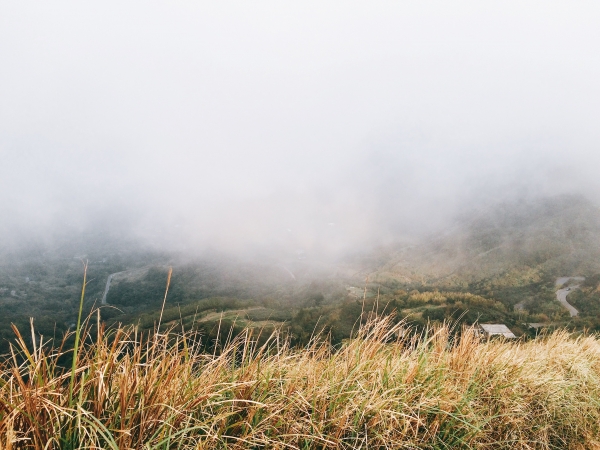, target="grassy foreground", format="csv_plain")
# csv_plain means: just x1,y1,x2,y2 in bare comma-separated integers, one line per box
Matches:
2,314,600,449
